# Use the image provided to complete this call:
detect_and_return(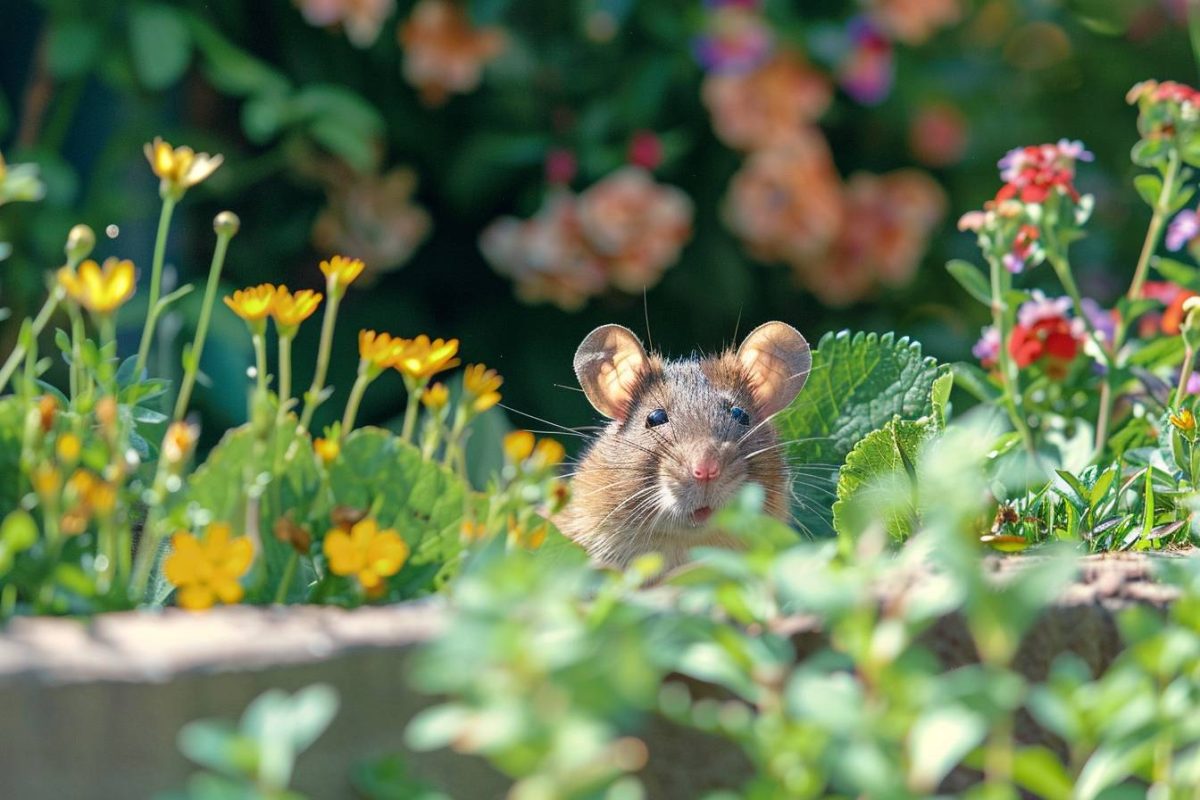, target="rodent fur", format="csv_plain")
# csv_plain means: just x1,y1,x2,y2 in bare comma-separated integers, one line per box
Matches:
558,321,810,571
